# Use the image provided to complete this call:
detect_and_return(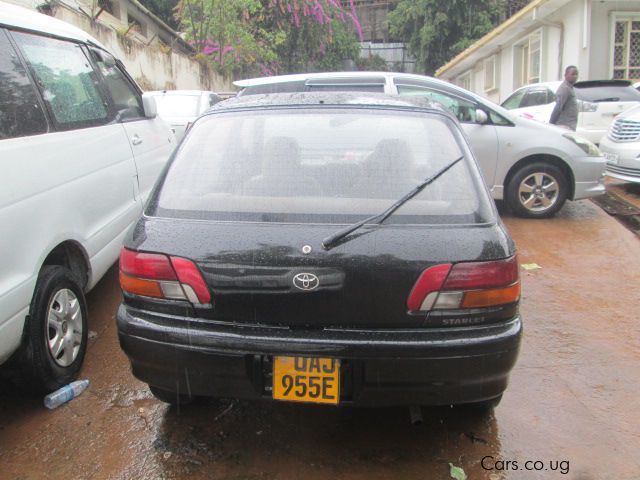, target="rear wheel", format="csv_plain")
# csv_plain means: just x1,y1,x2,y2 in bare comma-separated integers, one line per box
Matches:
459,394,503,411
149,385,194,406
11,266,88,393
506,162,568,218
